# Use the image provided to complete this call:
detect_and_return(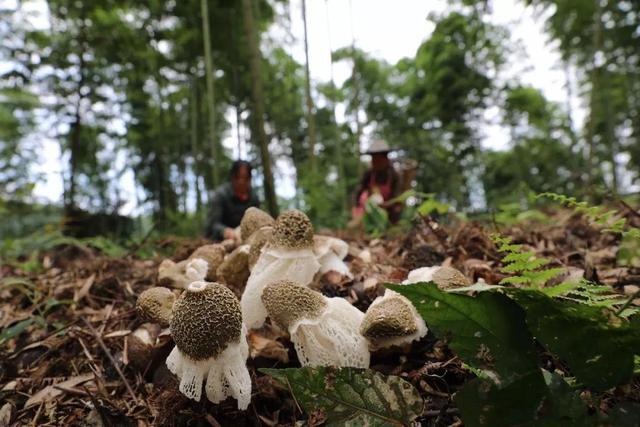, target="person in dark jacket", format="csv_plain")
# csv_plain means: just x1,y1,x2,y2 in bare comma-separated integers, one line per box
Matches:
352,140,403,223
204,160,260,241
